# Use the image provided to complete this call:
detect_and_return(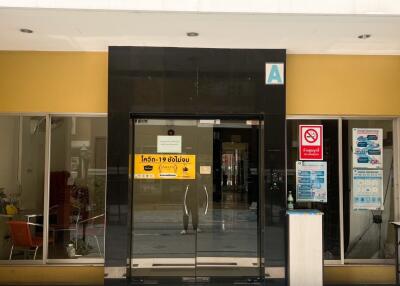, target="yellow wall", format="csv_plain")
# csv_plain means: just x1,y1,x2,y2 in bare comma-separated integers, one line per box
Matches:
0,51,399,115
324,265,395,284
286,54,400,116
0,265,103,285
0,265,394,285
0,51,107,113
